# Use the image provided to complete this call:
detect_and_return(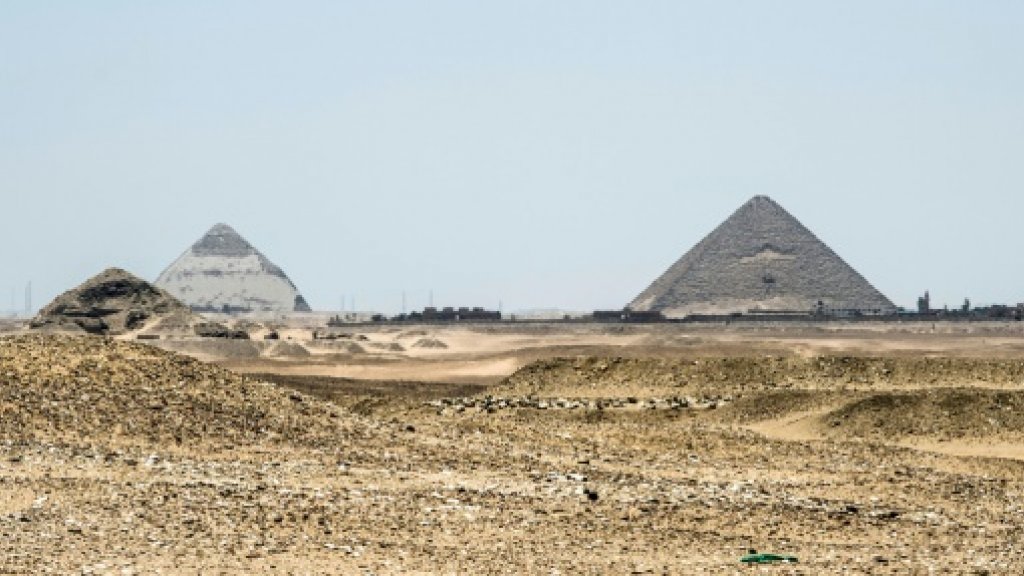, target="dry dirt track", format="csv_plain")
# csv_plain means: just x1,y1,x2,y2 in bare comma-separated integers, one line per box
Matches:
3,325,1024,574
